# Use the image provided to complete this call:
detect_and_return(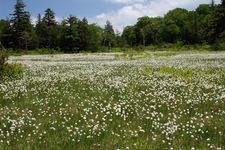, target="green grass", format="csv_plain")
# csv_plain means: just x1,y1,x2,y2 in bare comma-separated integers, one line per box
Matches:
5,44,225,57
7,48,63,56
